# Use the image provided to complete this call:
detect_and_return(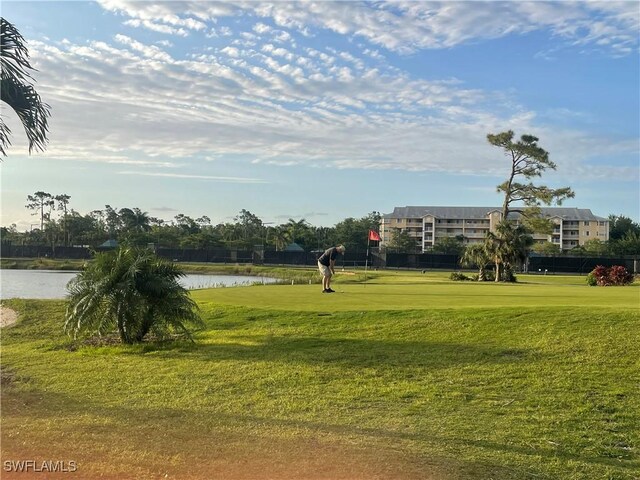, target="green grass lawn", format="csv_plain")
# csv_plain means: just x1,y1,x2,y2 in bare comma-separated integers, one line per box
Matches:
1,270,639,479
